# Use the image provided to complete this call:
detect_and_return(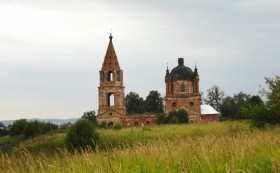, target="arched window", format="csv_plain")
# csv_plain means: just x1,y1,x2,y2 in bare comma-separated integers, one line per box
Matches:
180,84,185,92
189,86,193,93
108,71,113,81
108,122,113,127
100,71,104,82
108,93,114,106
117,71,121,81
134,121,138,126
